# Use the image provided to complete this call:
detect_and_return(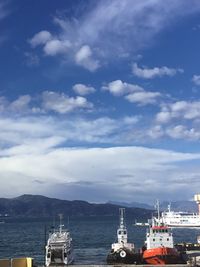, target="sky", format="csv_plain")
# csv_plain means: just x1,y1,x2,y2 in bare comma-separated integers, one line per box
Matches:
1,0,200,203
